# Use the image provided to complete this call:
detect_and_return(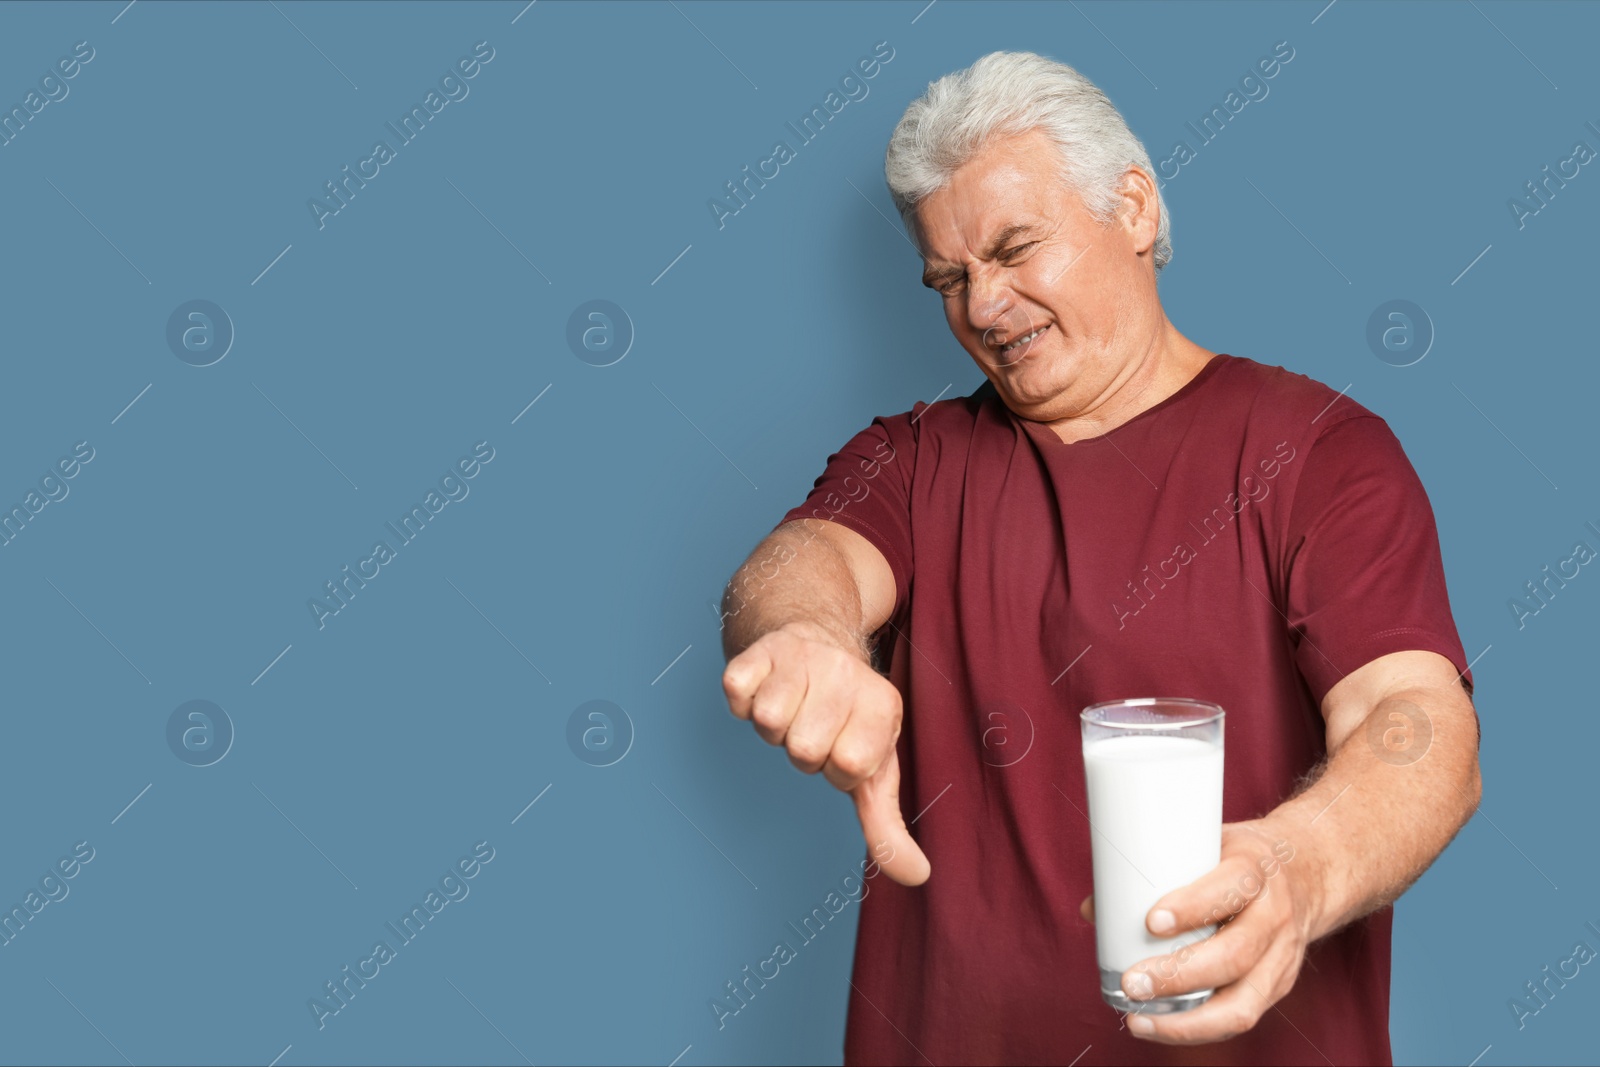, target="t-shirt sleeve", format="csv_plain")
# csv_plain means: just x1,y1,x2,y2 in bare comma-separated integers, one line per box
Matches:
777,409,919,622
1283,414,1472,706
